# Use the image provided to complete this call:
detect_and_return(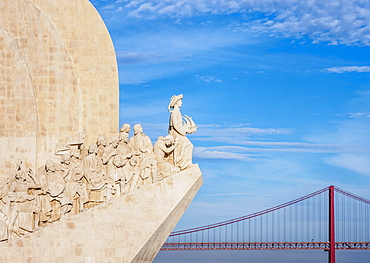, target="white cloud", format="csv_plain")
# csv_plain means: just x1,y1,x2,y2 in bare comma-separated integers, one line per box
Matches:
323,66,370,73
109,0,370,46
192,142,370,163
194,147,256,161
195,74,222,83
191,113,370,163
325,154,370,176
205,192,250,196
348,112,370,118
102,4,115,9
193,124,292,144
203,143,370,154
113,25,252,84
116,51,166,64
305,91,370,175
